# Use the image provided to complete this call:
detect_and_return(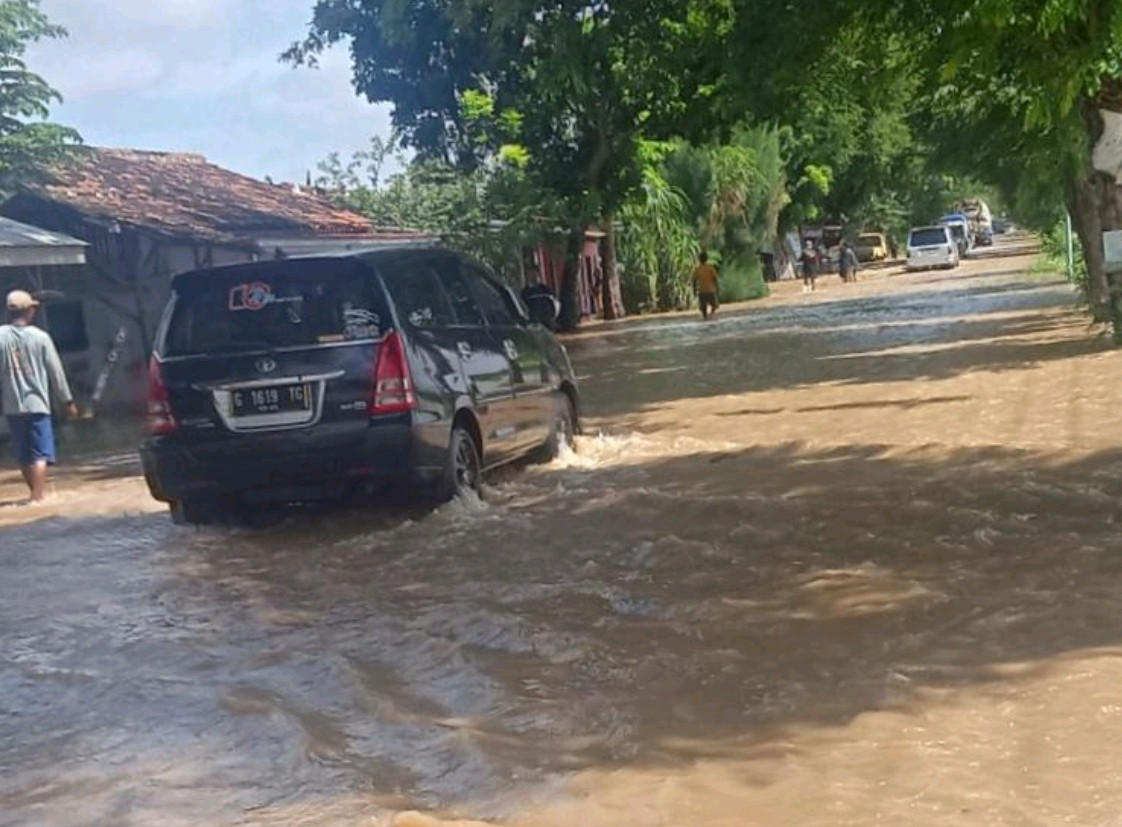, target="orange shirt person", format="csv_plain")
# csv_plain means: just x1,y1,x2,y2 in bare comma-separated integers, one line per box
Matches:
692,252,720,320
